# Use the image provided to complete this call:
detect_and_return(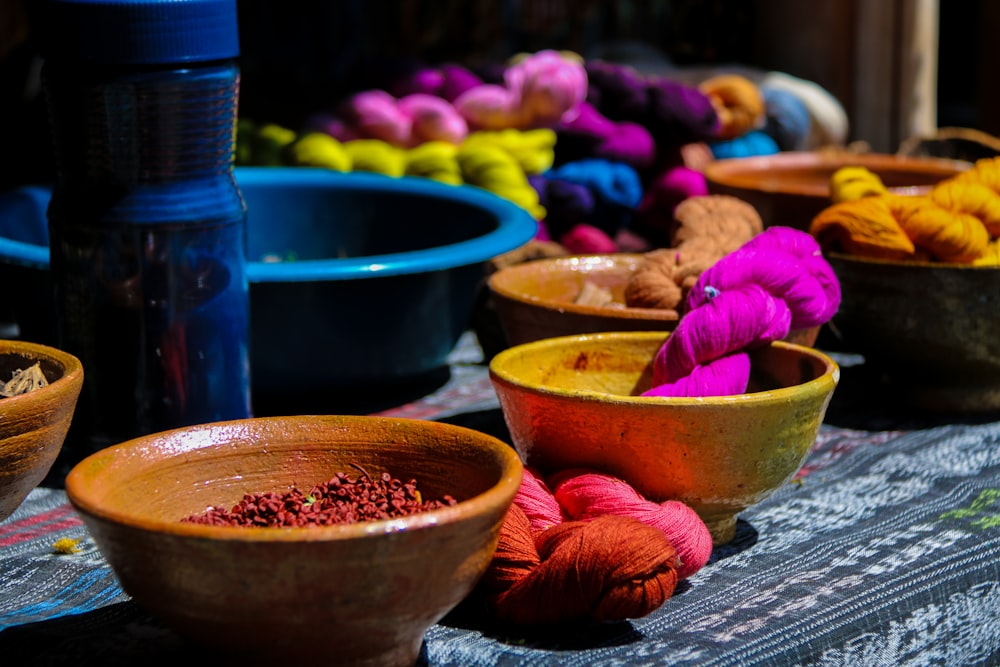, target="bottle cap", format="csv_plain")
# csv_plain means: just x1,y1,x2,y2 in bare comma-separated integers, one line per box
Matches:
39,0,239,65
